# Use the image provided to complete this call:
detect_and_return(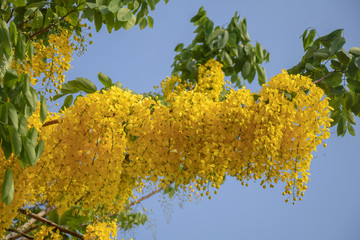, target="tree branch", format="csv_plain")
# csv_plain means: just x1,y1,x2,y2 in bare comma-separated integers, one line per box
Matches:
7,225,39,240
6,9,15,24
18,208,84,239
5,228,34,240
313,70,337,84
5,206,57,240
27,4,84,41
42,119,60,127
